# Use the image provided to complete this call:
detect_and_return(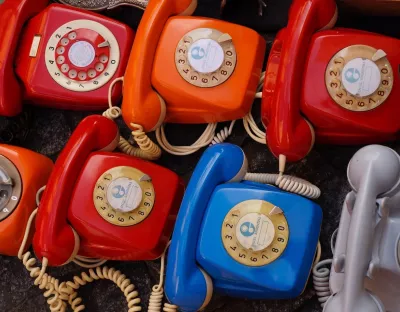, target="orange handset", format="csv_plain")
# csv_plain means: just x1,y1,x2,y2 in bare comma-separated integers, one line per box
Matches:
121,0,266,132
0,145,53,256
